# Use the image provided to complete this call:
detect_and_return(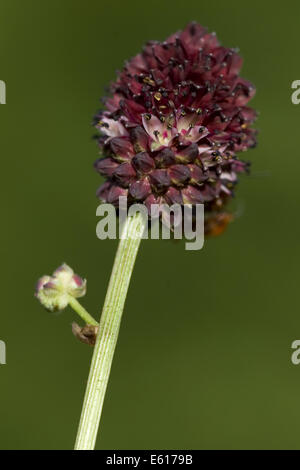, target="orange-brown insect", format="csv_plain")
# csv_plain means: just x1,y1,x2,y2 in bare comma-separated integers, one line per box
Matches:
204,212,234,237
